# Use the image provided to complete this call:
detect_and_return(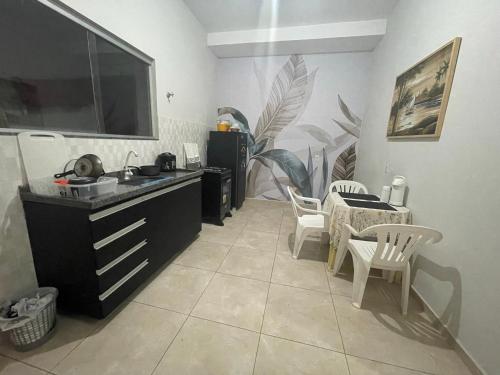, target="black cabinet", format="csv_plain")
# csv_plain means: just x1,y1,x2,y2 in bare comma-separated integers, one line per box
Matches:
22,178,201,318
207,131,247,209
